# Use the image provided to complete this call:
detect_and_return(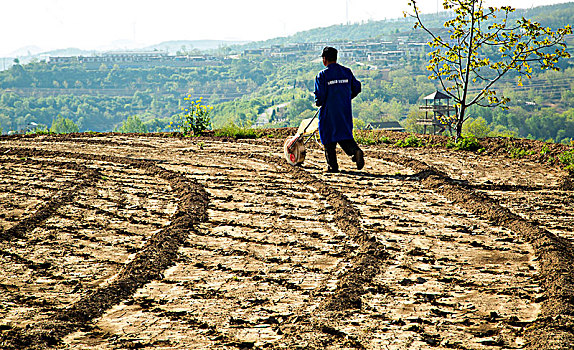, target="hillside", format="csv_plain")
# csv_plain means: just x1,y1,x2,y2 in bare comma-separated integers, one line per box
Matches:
0,2,572,143
144,39,250,53
239,2,574,49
